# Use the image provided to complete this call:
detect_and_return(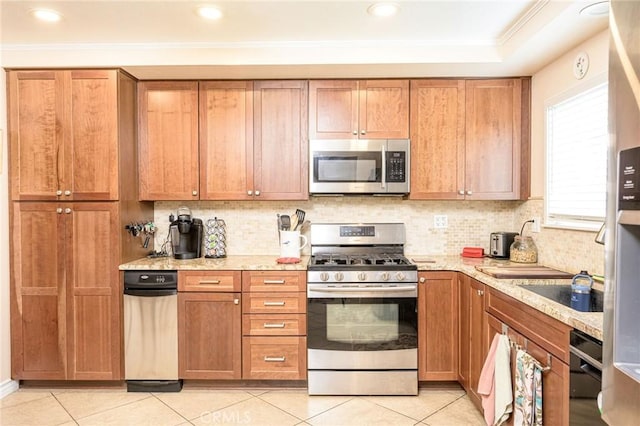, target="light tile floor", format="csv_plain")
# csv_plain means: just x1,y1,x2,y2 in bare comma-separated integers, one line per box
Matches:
0,385,485,426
